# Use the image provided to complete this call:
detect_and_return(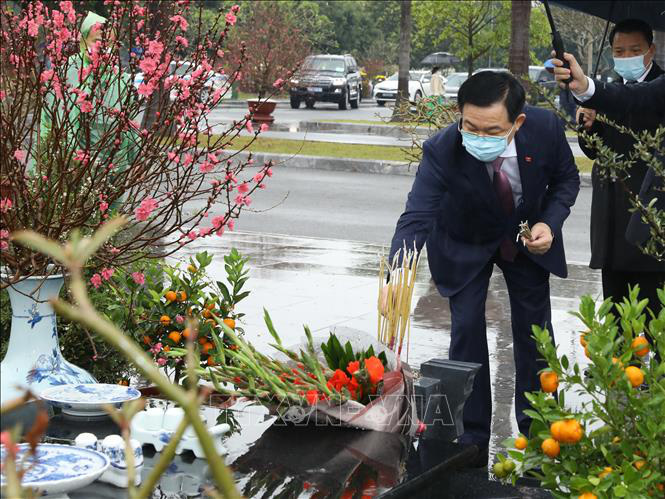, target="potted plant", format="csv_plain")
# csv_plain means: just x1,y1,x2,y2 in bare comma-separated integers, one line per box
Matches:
0,1,276,403
231,1,309,125
92,249,250,388
494,288,665,498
